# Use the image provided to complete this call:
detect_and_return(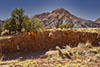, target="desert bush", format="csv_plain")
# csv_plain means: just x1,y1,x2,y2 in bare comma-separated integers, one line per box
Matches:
75,59,82,63
89,48,100,54
96,54,100,58
23,16,45,32
4,18,16,33
84,41,92,48
1,29,9,35
56,64,62,67
89,58,97,63
64,49,72,55
63,49,72,59
59,23,73,29
0,55,4,65
74,50,85,56
56,46,64,59
65,63,82,67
